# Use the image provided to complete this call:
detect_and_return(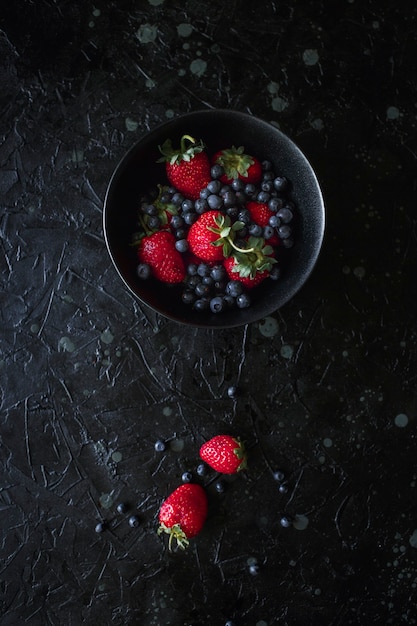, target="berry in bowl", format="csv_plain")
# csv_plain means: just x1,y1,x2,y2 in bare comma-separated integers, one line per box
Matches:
103,110,325,328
